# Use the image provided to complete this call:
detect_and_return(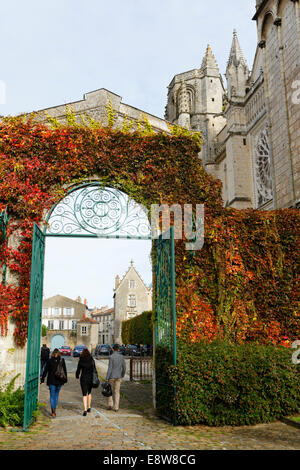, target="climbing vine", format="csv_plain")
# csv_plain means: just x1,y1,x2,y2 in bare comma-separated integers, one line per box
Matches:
176,209,300,345
0,109,299,347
